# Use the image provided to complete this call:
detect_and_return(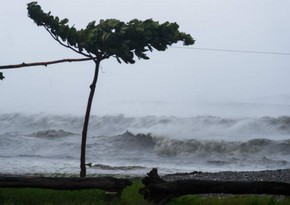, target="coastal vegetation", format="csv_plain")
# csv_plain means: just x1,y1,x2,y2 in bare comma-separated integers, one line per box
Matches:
1,181,289,205
1,3,289,205
0,2,194,177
